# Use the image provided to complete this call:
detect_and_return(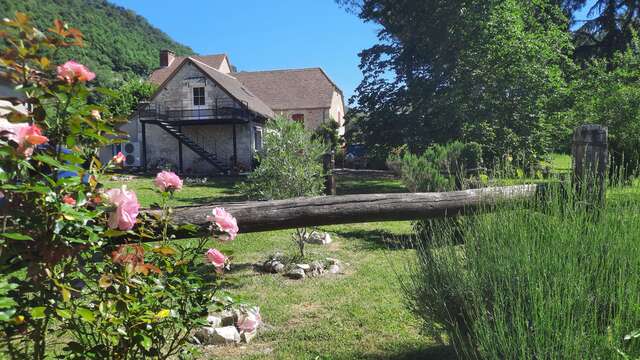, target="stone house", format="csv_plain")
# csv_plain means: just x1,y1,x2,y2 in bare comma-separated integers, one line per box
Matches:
114,50,345,174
